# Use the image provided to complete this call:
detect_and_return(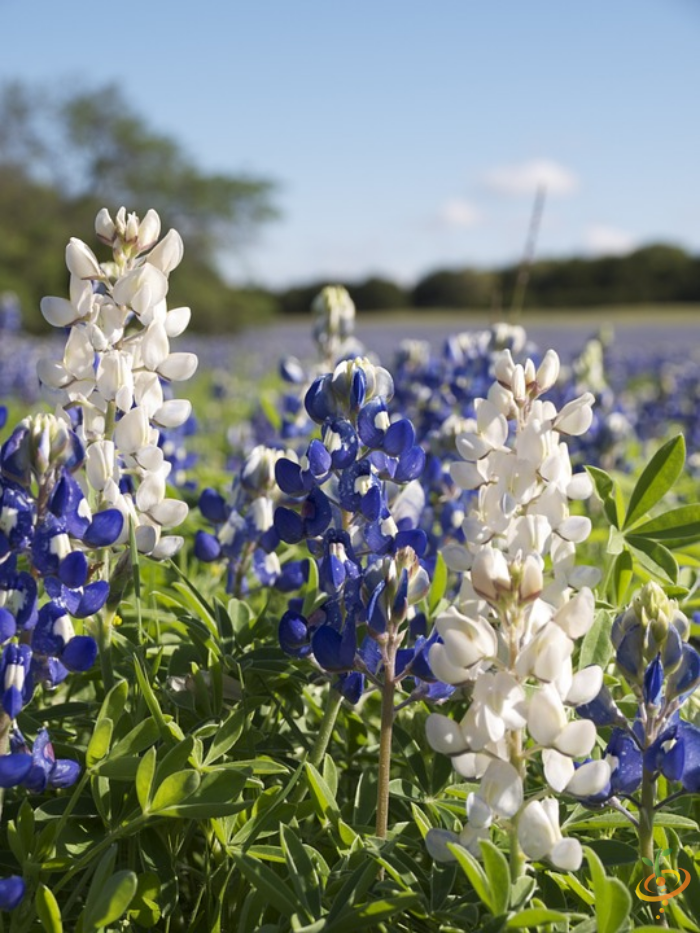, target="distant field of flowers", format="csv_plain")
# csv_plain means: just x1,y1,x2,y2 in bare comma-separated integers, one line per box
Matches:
0,209,698,933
